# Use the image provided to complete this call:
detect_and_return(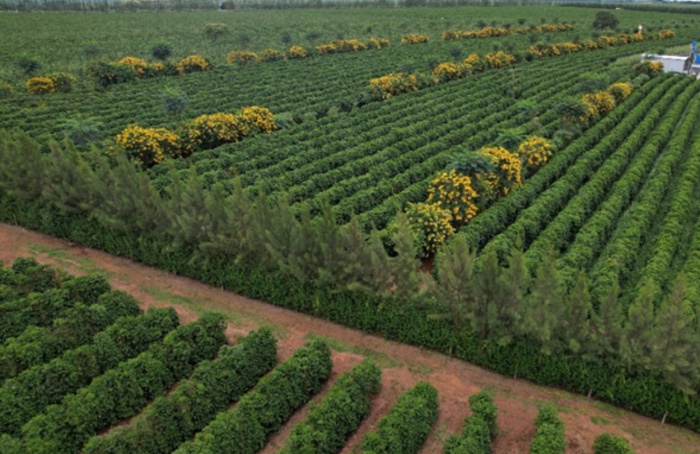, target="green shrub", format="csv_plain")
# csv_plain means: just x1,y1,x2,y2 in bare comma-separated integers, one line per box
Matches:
529,406,565,454
21,312,226,453
280,361,381,454
593,434,633,454
0,307,177,437
174,339,332,453
361,381,439,454
82,328,277,454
